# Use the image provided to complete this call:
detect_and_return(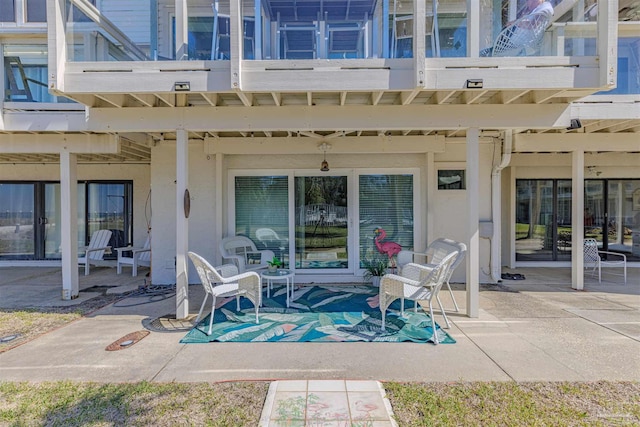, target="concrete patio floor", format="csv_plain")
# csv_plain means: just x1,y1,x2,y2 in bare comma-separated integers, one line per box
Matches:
0,266,639,383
